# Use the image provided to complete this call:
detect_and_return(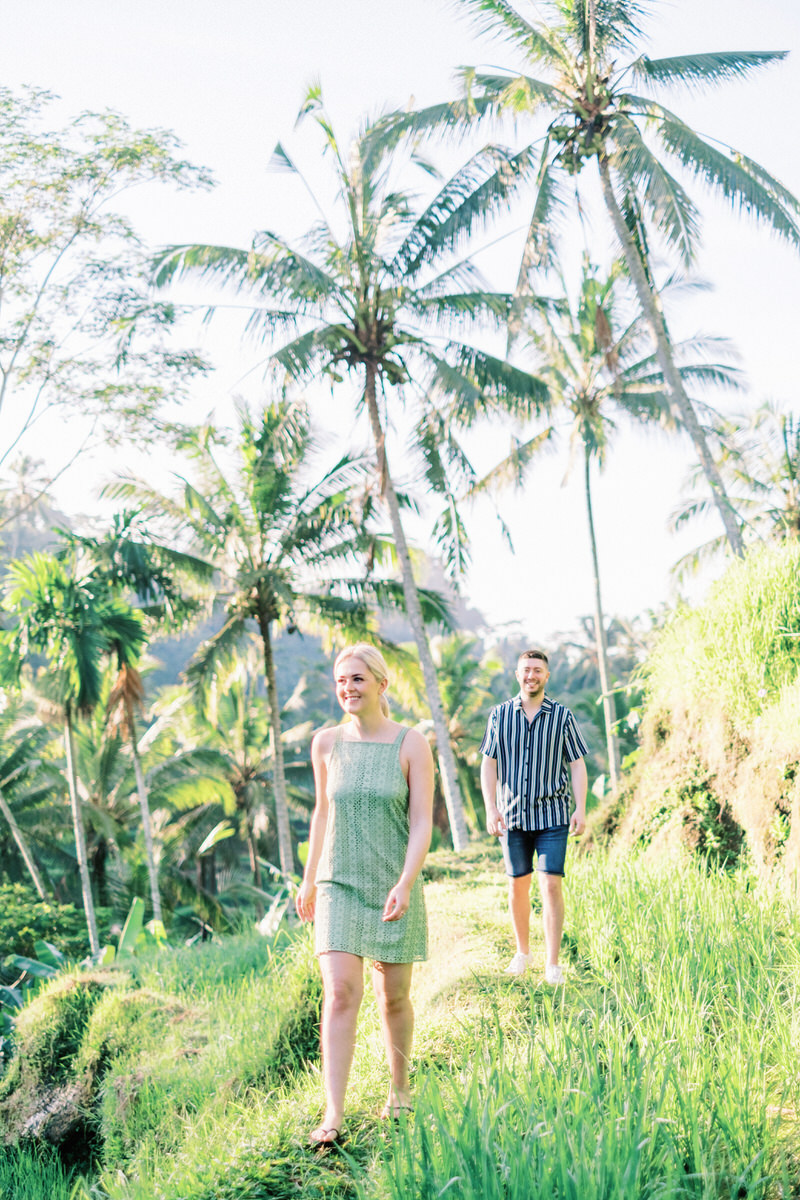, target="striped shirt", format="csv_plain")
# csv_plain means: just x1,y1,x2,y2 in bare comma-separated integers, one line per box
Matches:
480,695,589,831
